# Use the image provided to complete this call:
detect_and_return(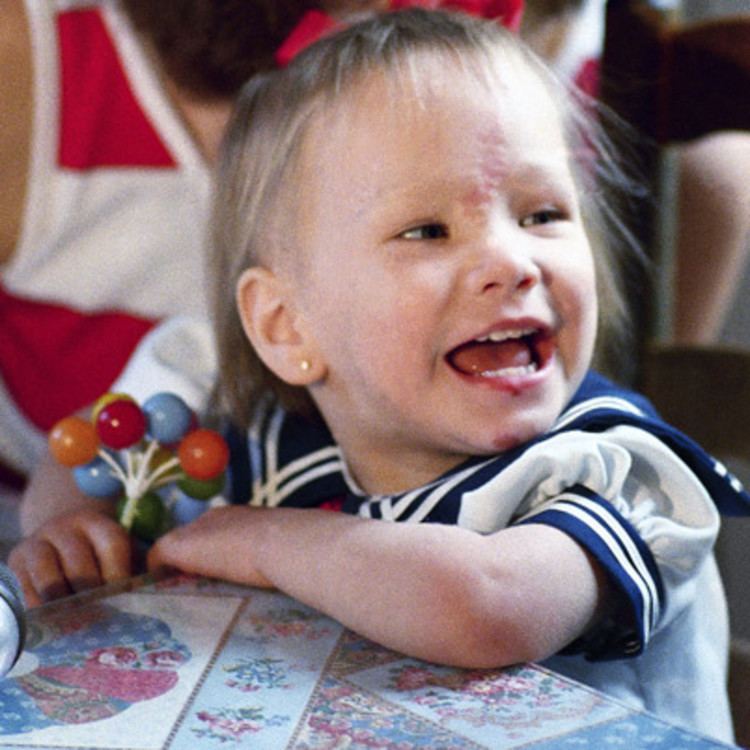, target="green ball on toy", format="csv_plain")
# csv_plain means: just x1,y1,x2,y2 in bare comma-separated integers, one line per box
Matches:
49,391,230,542
116,492,169,542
